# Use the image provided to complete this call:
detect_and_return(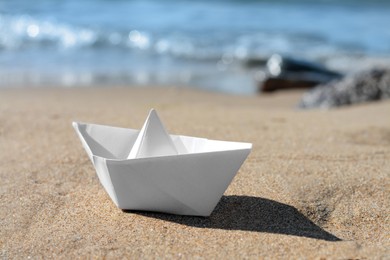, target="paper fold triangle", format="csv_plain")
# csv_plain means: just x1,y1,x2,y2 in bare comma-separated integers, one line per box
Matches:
128,109,179,159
